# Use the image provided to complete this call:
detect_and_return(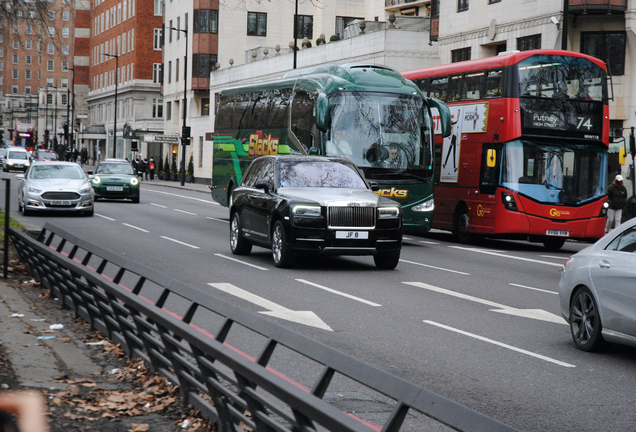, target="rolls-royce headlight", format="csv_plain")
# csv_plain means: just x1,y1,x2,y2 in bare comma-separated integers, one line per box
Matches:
378,206,400,218
293,205,321,216
412,198,434,212
92,176,102,185
130,177,139,186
